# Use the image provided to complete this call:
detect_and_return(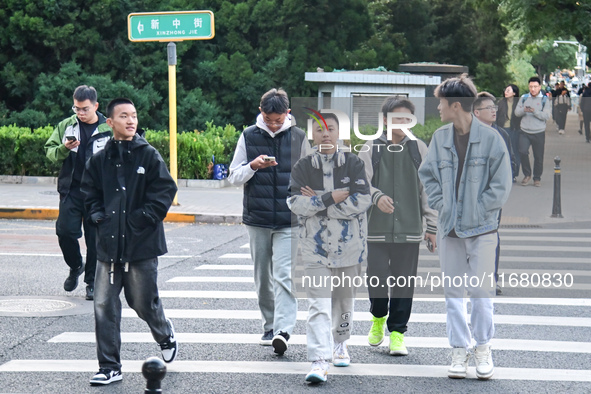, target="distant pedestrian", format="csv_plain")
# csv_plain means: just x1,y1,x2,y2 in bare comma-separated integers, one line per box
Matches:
81,98,178,385
228,88,311,355
44,85,112,300
554,87,571,135
358,97,437,356
497,84,522,181
580,82,591,143
514,77,552,187
418,74,512,381
288,113,371,383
